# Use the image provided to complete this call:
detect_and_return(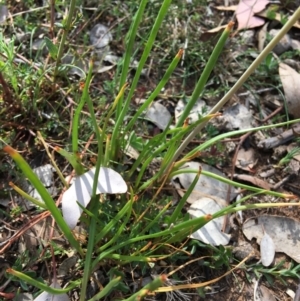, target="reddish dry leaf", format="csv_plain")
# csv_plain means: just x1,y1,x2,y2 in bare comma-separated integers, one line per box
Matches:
235,0,269,30
215,5,300,30
0,292,15,299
